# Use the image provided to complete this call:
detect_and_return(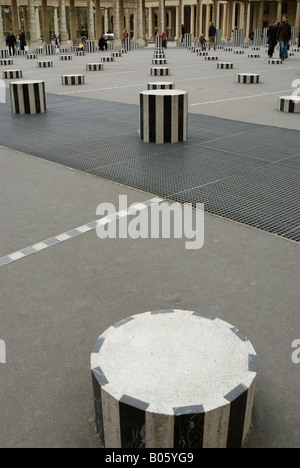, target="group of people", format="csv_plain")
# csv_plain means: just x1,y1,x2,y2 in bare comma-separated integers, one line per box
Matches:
5,30,26,55
267,16,292,60
198,22,217,51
